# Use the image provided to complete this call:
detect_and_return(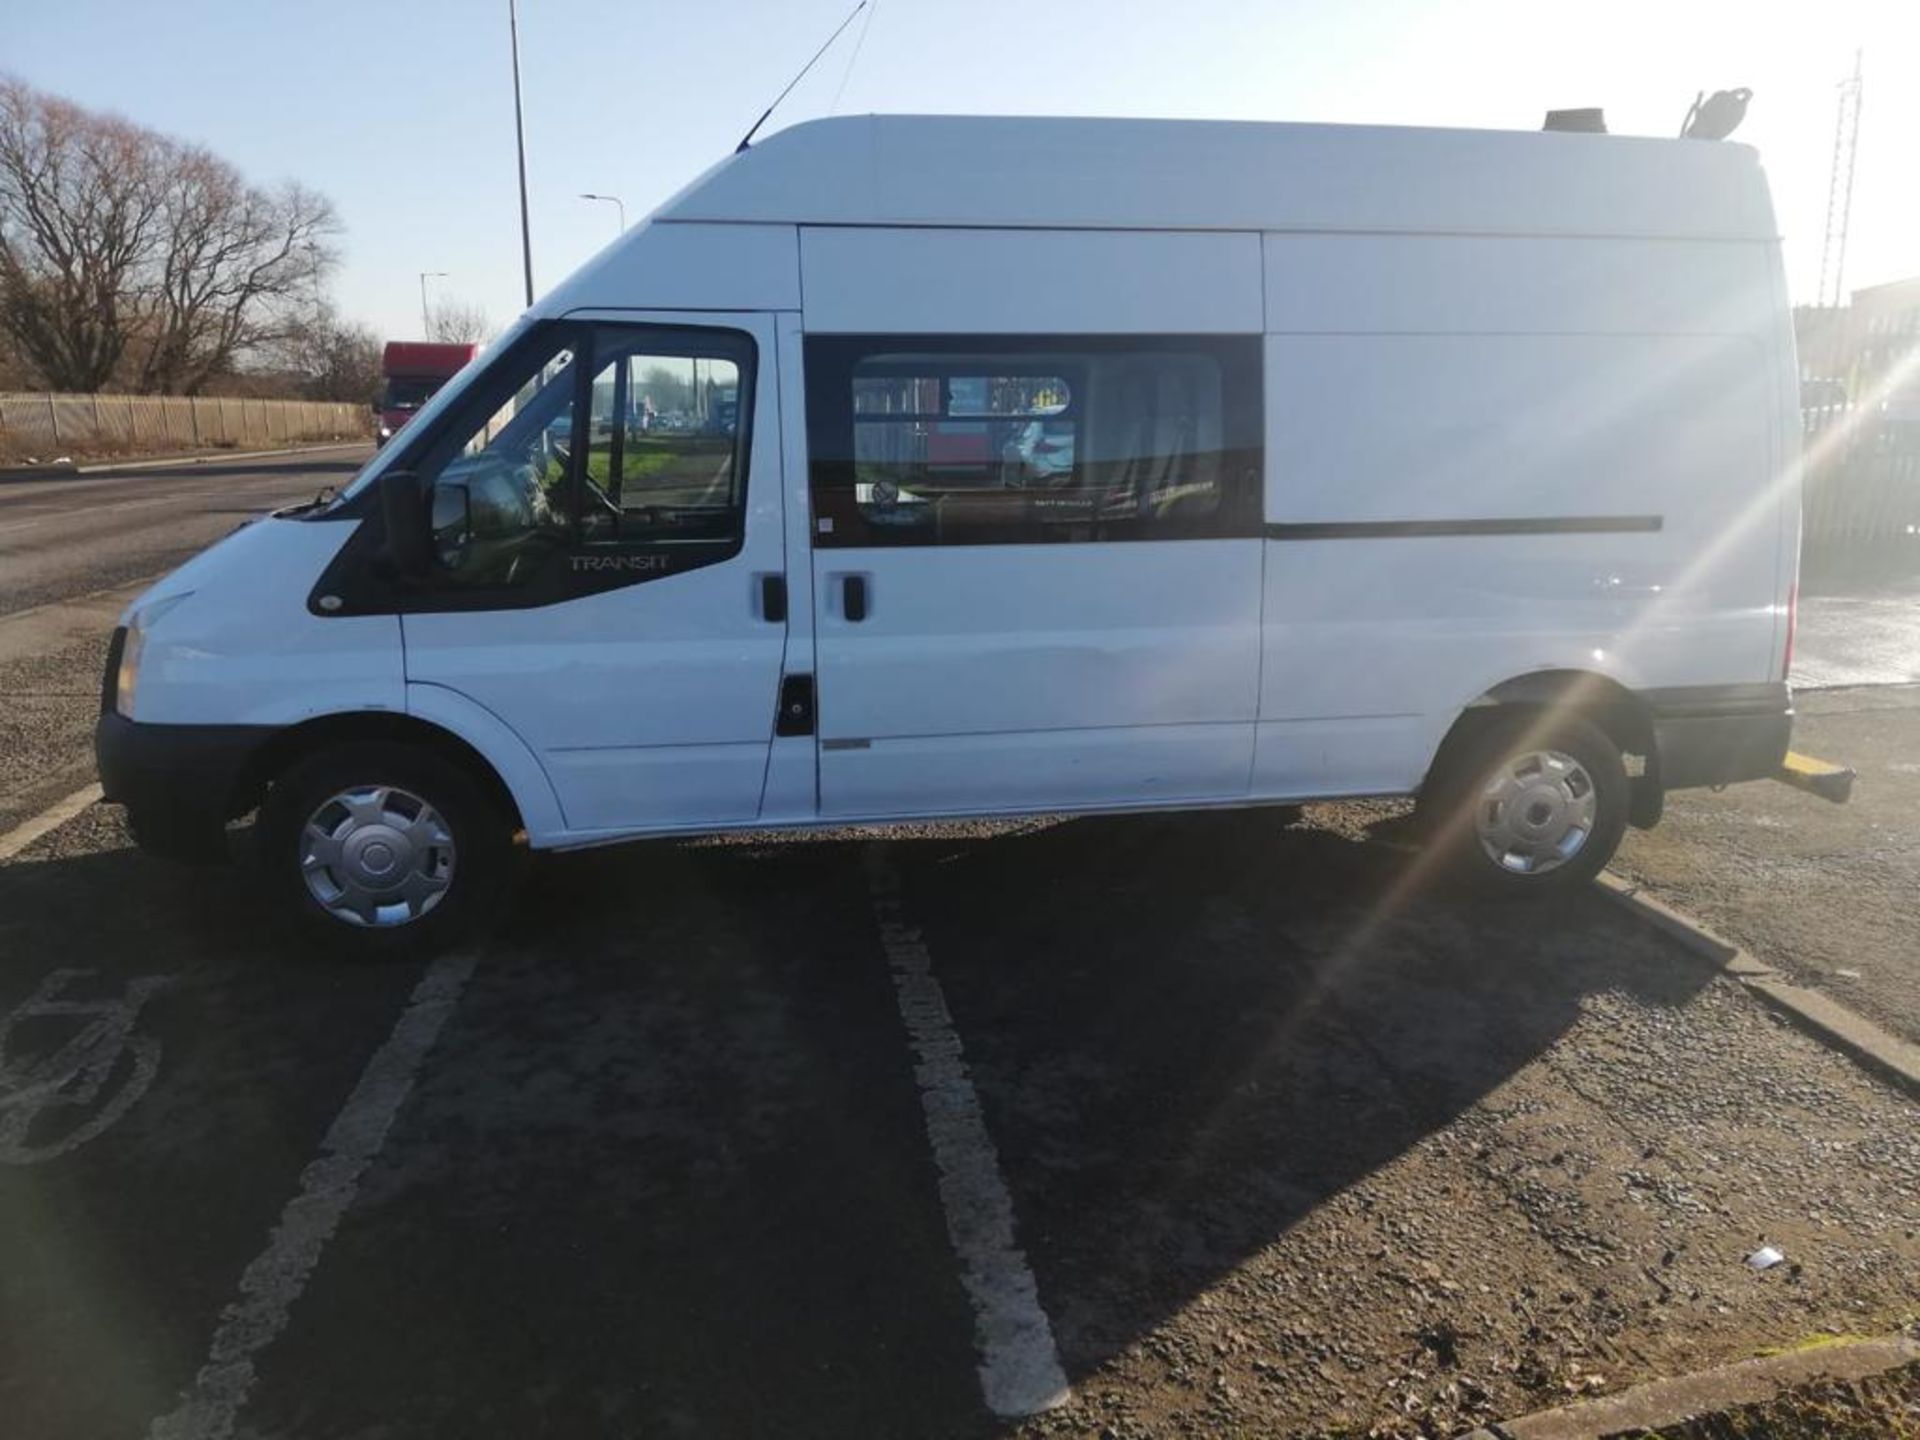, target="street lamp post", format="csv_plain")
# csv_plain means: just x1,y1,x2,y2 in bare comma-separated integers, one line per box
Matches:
579,192,627,234
508,0,535,307
419,271,447,338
